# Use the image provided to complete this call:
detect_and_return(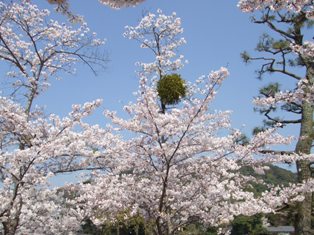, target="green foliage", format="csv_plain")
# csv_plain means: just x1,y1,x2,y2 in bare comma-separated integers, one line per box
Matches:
235,133,250,146
81,219,101,235
267,208,297,227
157,73,186,106
271,40,290,50
310,130,314,140
256,34,273,52
241,165,297,187
231,214,269,235
252,126,266,135
241,51,251,63
262,118,281,127
177,223,217,235
281,102,302,114
259,83,280,97
81,215,146,235
253,83,281,127
240,164,297,197
265,166,297,185
256,35,290,53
